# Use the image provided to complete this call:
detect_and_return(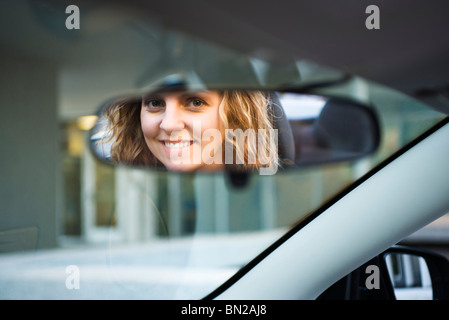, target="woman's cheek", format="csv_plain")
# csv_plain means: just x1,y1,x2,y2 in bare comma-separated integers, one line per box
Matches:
140,114,158,138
